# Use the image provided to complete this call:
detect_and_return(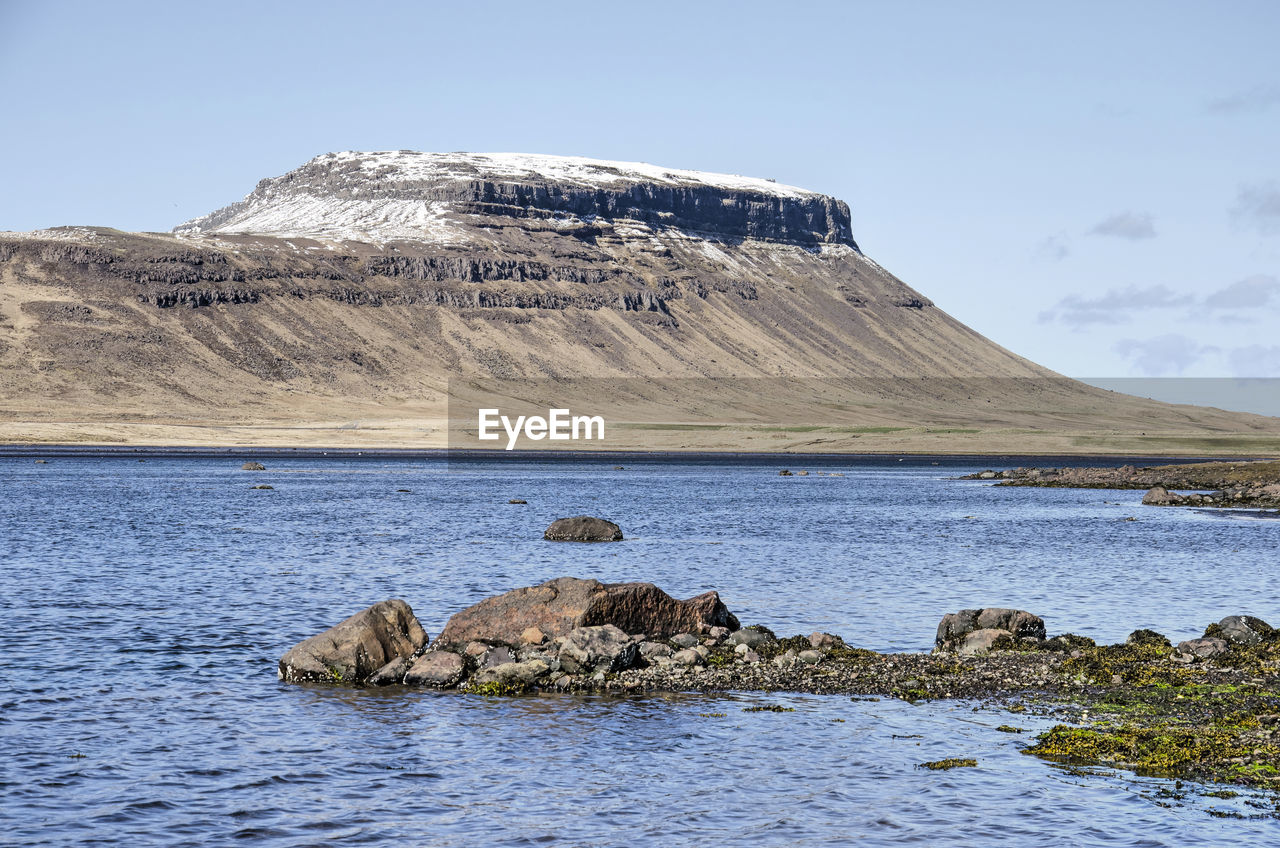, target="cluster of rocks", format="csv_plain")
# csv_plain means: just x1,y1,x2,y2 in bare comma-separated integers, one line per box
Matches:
1173,615,1275,660
281,577,763,690
934,607,1046,655
279,577,1280,703
965,461,1280,510
777,470,844,477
